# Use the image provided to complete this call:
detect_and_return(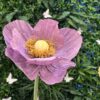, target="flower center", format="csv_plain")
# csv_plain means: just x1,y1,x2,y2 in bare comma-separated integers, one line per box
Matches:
25,39,56,58
34,40,49,52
